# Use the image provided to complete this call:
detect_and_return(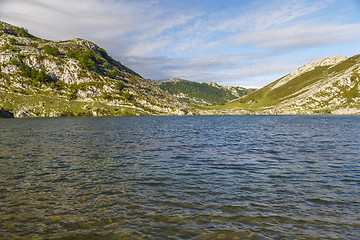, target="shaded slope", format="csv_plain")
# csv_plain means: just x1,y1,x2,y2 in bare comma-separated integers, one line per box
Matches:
154,78,256,105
